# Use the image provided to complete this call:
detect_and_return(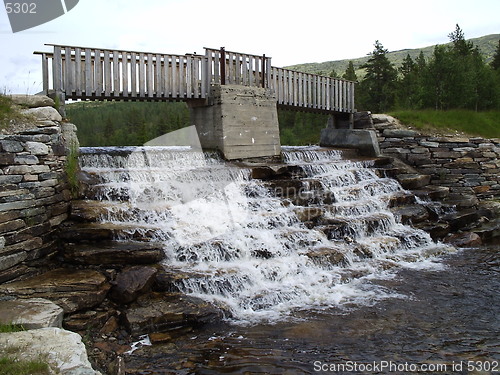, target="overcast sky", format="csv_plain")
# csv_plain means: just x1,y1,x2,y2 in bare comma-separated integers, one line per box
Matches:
1,0,499,94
